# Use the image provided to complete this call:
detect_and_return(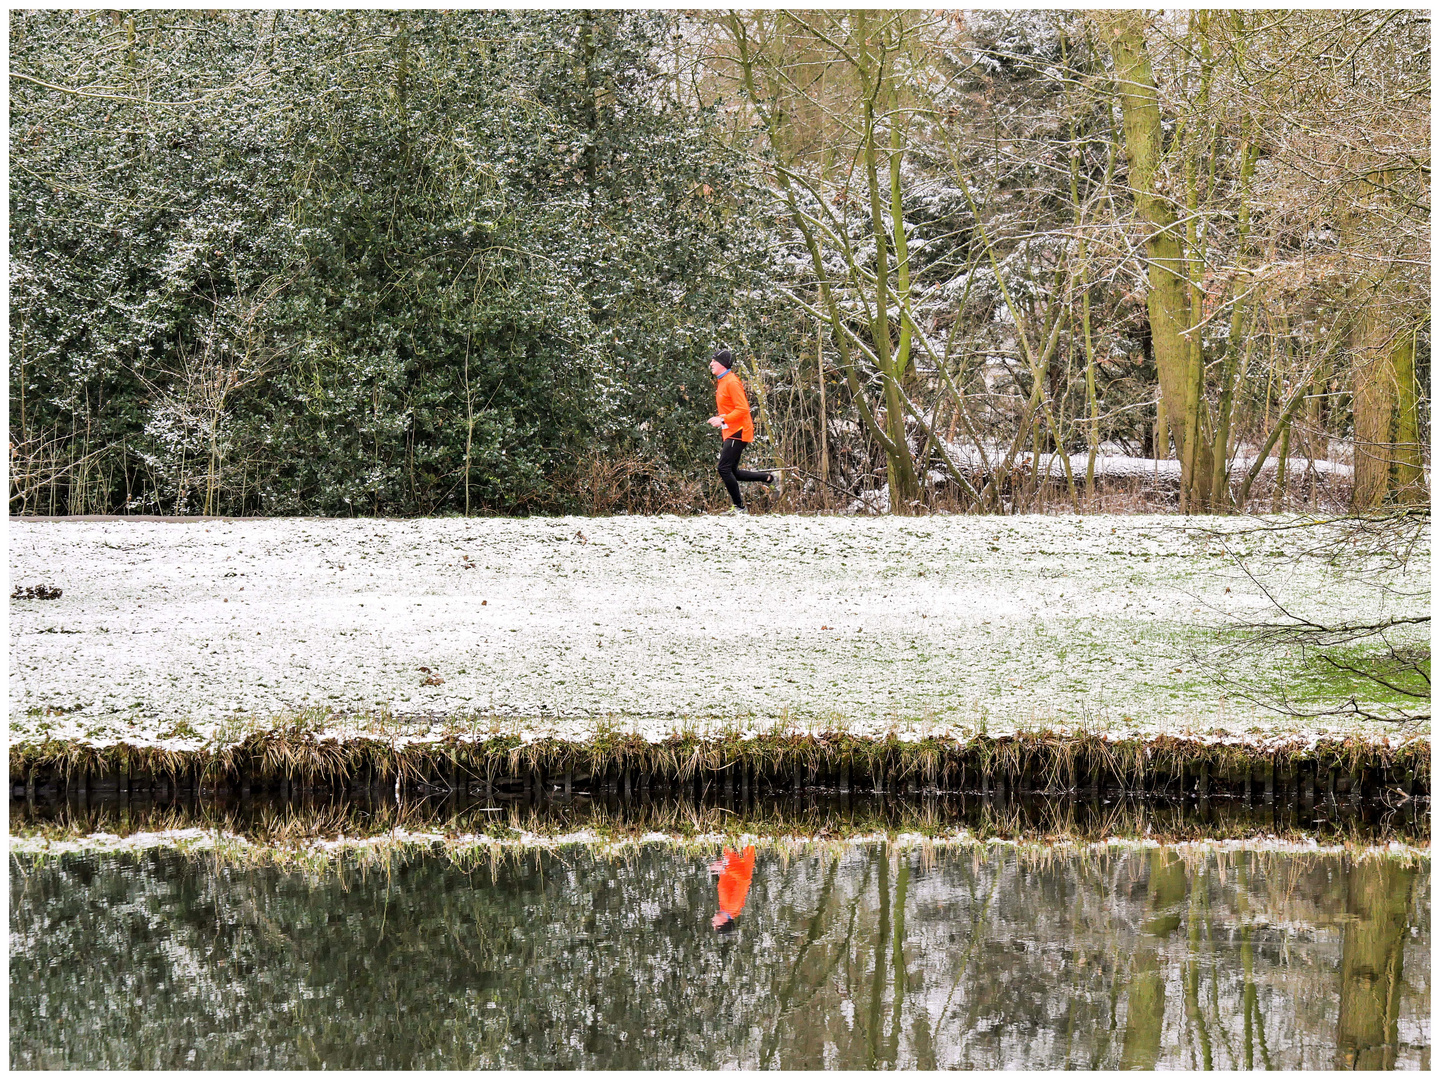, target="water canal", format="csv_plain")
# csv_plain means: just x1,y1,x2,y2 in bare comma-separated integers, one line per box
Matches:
11,787,1429,1070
